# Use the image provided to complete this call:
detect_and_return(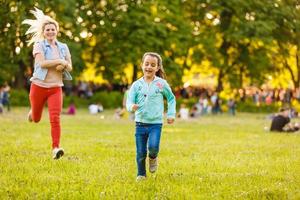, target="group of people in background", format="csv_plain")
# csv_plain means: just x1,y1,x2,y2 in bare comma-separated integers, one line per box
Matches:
178,94,236,119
